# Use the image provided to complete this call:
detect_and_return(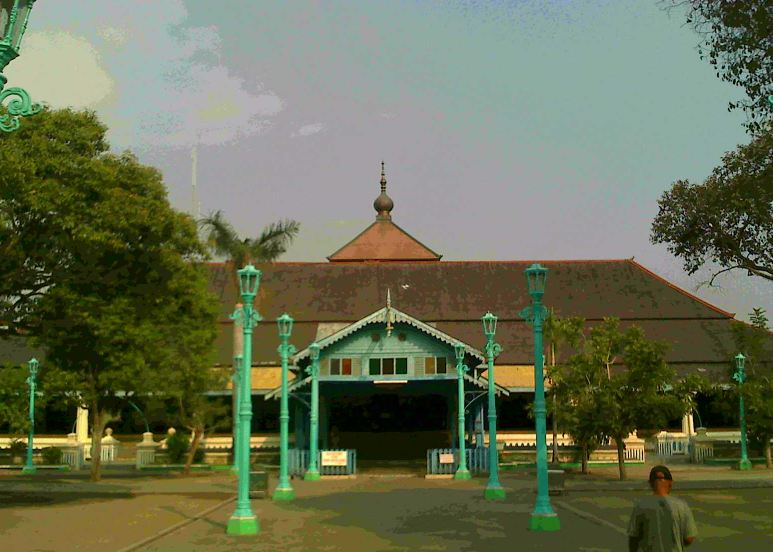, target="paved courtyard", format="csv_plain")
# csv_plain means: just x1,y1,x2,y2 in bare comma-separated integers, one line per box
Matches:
1,465,771,551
